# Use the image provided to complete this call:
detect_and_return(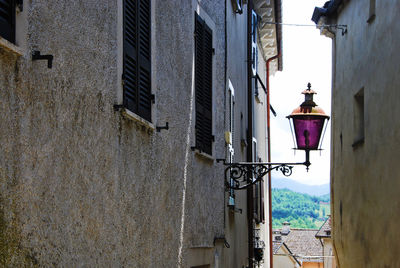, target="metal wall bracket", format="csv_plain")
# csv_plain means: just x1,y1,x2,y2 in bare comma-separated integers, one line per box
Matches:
220,161,307,190
156,122,169,132
32,51,53,68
